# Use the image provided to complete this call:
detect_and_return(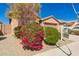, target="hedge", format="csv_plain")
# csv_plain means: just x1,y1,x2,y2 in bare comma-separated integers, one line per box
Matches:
44,27,59,45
